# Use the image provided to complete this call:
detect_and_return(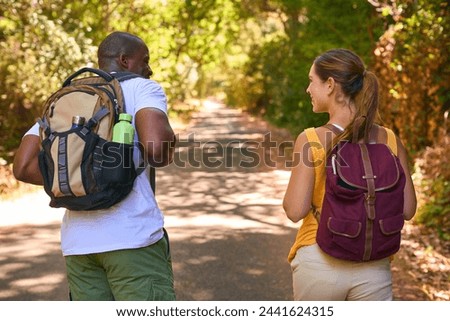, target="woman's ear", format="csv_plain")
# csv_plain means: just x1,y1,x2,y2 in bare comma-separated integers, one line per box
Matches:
327,77,335,94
